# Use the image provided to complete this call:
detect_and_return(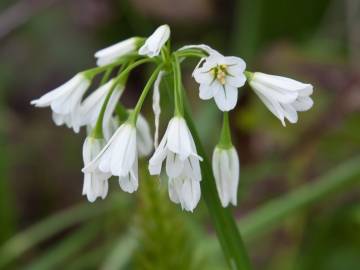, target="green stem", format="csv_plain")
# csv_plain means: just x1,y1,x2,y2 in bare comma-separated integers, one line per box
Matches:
115,104,129,122
175,49,207,59
184,107,252,270
99,68,113,86
130,64,164,124
172,54,184,116
218,112,233,149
